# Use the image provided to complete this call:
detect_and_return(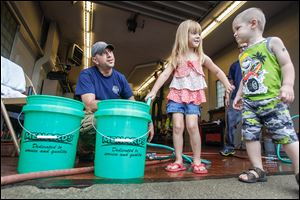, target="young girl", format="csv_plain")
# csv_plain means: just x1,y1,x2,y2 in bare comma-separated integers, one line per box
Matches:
145,20,233,174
